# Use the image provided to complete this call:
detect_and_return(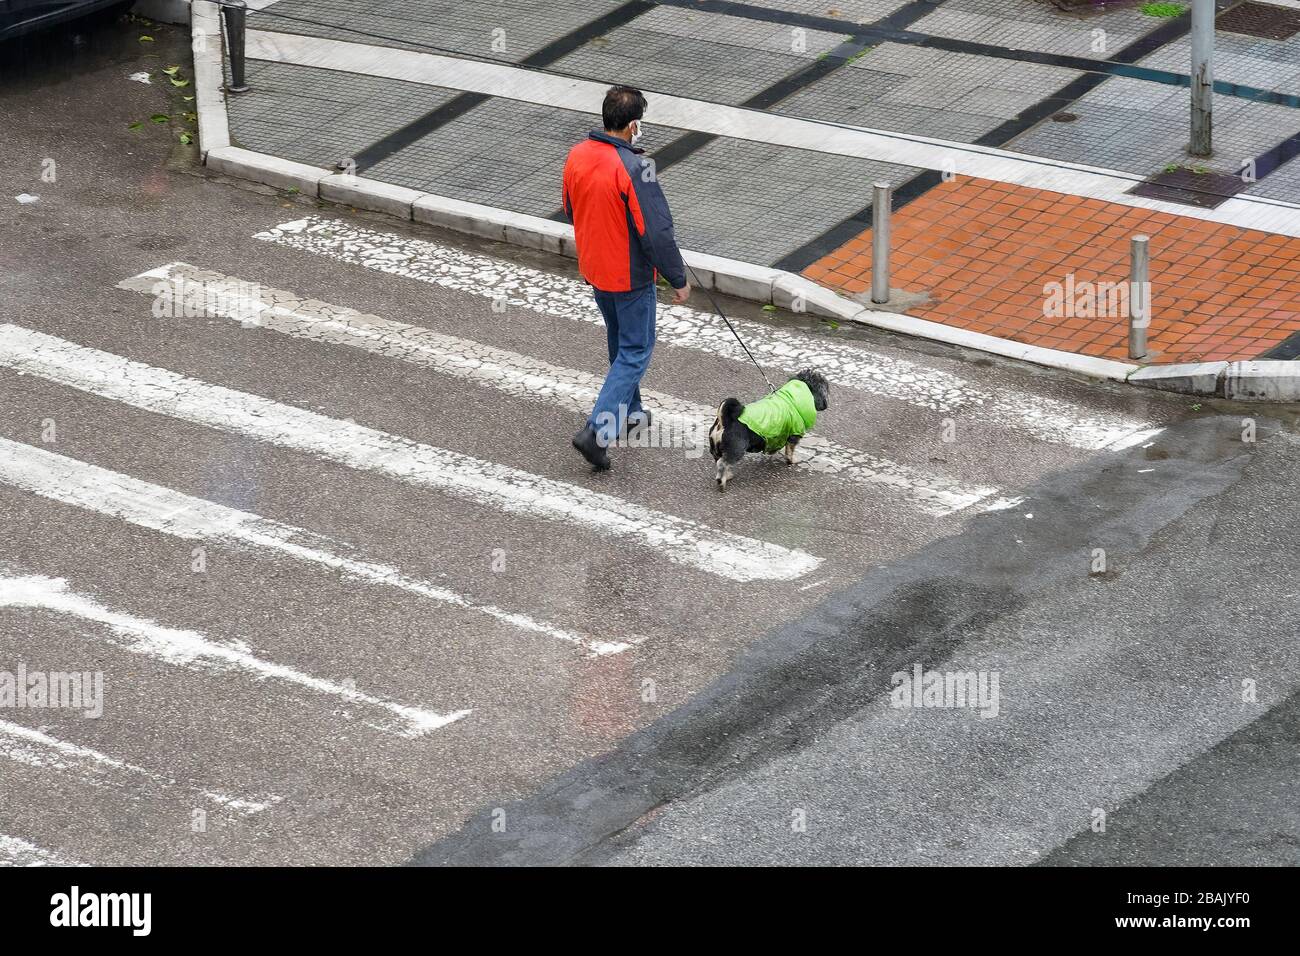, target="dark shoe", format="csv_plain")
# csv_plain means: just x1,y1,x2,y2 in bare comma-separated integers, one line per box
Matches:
572,425,611,471
621,409,652,439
